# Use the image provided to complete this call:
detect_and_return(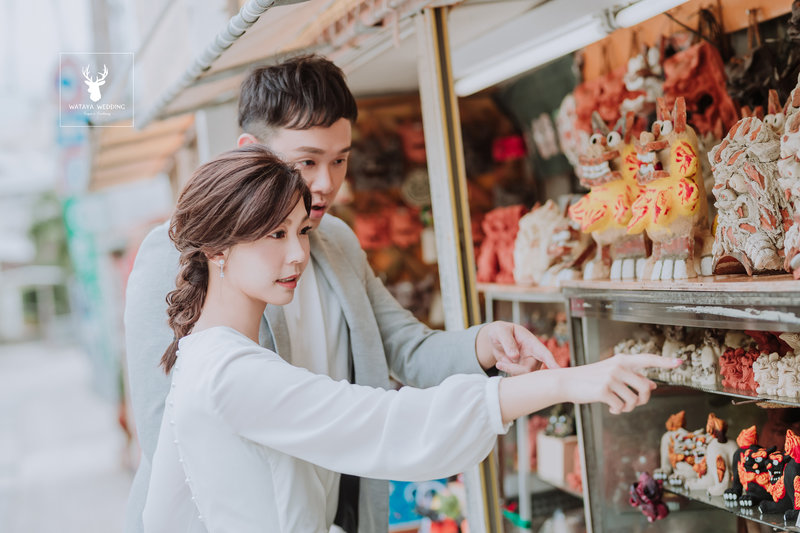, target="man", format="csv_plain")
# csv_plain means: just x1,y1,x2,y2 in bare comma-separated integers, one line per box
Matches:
124,55,556,533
